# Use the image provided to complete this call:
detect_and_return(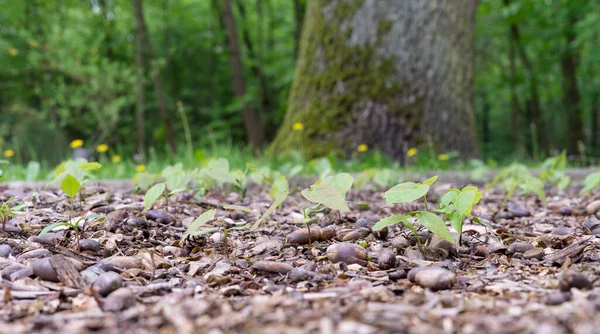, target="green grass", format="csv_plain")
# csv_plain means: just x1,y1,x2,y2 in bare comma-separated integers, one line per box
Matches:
0,142,594,183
